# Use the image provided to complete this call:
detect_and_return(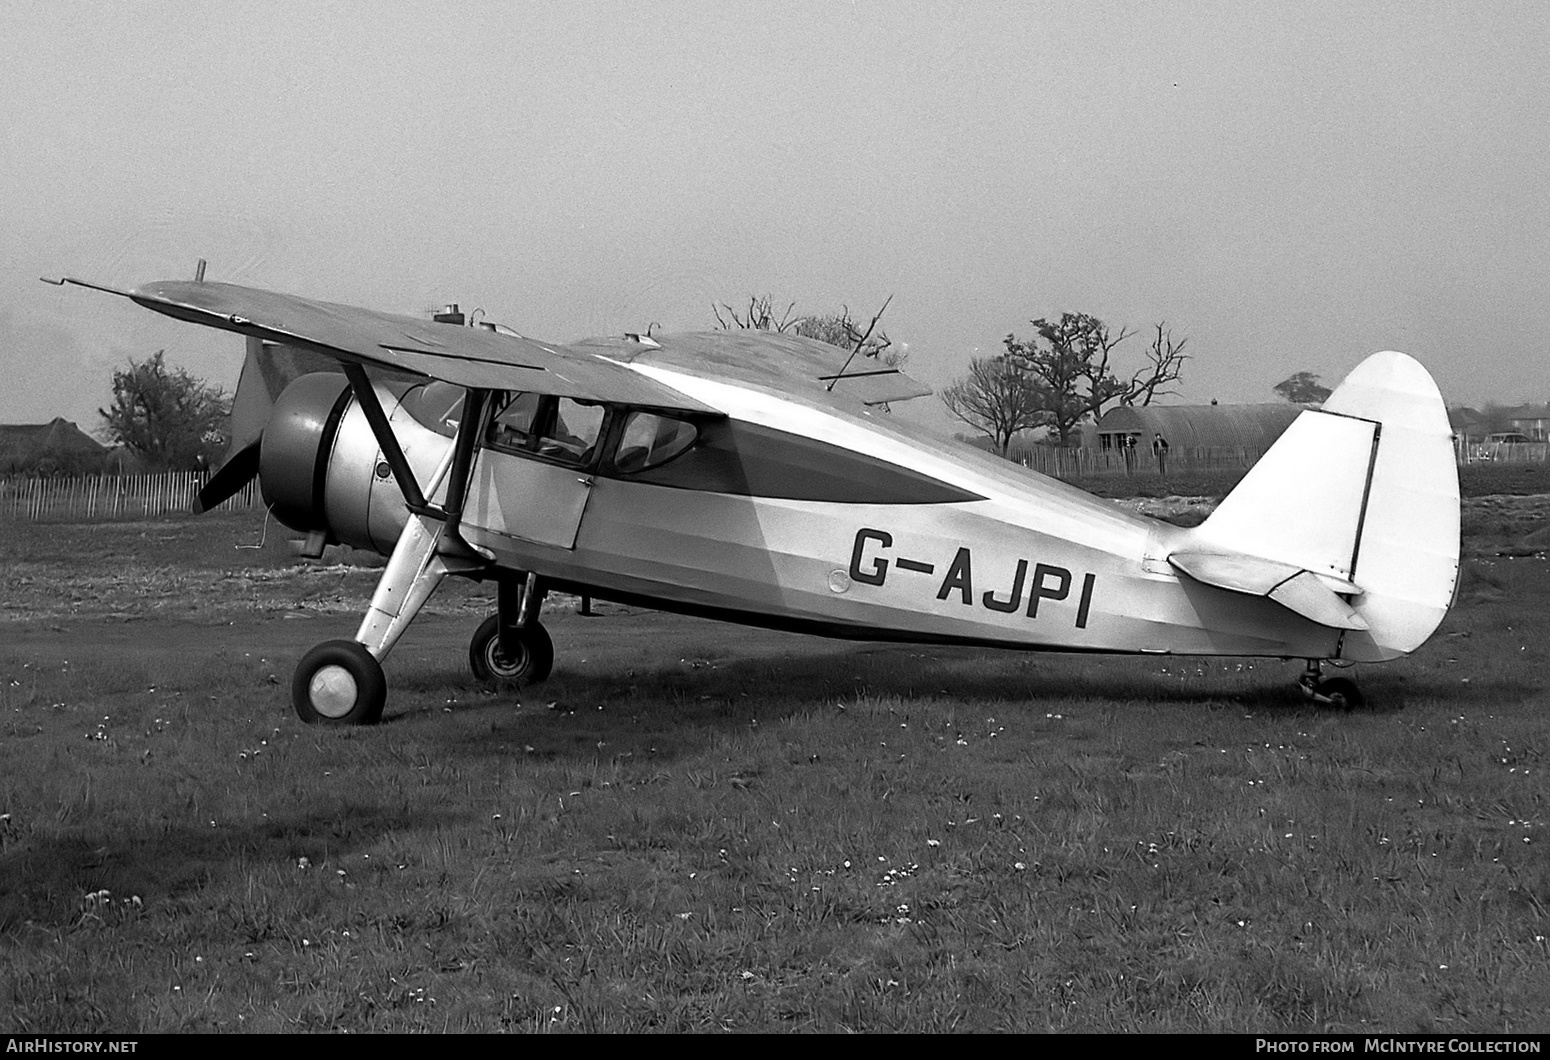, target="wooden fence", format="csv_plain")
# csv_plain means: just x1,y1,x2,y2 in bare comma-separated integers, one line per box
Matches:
0,472,263,523
1021,440,1550,479
1458,441,1550,465
1018,445,1269,479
